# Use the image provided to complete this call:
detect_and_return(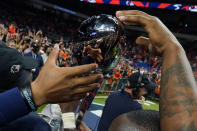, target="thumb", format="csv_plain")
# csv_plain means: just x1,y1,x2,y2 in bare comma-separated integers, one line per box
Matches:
87,45,93,50
46,44,59,66
98,48,102,54
136,36,150,47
